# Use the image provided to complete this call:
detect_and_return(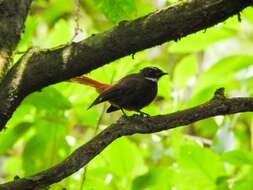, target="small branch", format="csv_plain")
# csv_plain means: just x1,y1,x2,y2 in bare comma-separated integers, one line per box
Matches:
0,0,32,80
0,89,253,190
0,0,251,130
